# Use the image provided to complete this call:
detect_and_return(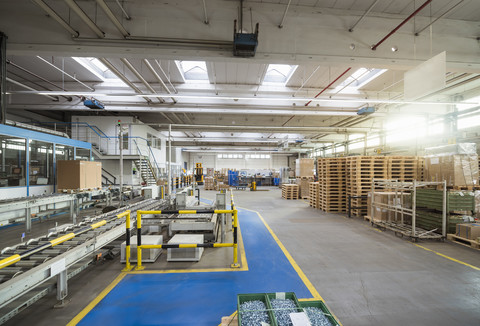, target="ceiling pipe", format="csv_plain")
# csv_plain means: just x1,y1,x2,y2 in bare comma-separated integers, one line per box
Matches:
63,0,105,38
99,59,173,124
32,0,79,37
7,60,73,101
371,0,432,50
278,0,292,29
152,123,377,134
202,0,209,24
292,65,321,97
6,77,59,101
120,58,165,103
154,60,178,94
305,68,351,106
98,58,152,103
7,70,67,101
282,67,352,127
115,0,131,20
95,0,130,37
36,56,95,91
415,0,465,36
348,0,380,32
142,59,176,103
